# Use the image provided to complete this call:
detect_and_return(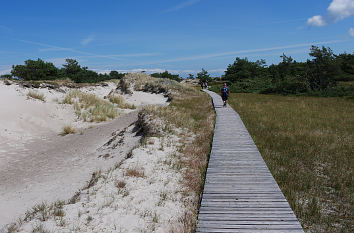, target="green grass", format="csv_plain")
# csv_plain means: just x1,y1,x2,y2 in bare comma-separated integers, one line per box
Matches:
227,93,353,233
